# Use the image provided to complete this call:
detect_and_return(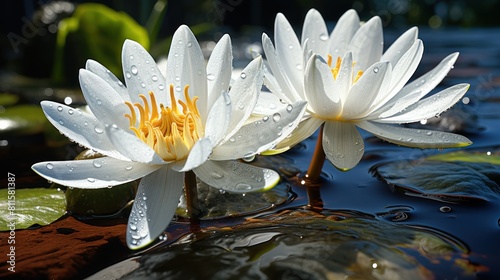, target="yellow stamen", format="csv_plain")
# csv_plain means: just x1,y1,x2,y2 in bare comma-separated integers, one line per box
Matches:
327,54,363,83
124,85,203,161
